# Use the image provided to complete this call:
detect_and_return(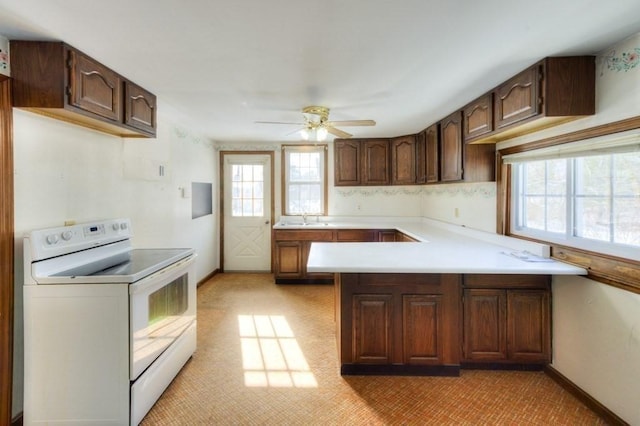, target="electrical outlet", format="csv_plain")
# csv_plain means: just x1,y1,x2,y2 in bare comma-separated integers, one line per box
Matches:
454,207,459,218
